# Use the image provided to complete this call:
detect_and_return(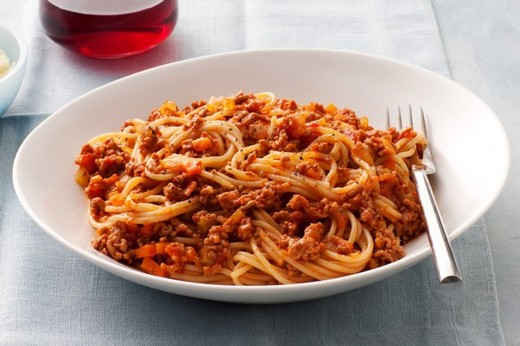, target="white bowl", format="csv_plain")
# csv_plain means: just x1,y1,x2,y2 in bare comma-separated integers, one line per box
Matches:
0,23,27,116
13,49,509,303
